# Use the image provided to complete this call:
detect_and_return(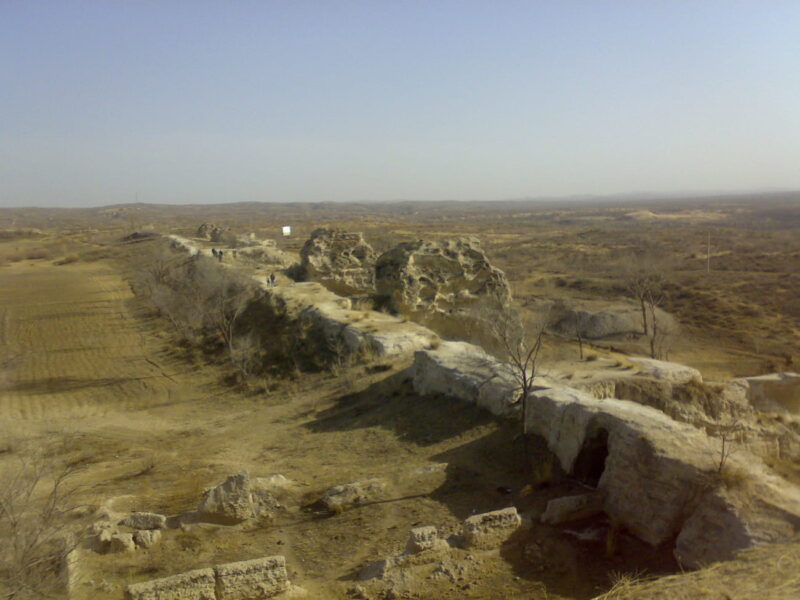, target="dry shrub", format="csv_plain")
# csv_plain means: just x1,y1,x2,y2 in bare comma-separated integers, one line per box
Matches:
595,570,652,599
0,454,84,599
718,464,751,491
0,229,43,241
